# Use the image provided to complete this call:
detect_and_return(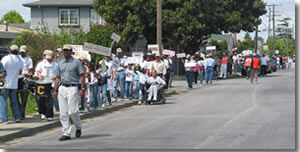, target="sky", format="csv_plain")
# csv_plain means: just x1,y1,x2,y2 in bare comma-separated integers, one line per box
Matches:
0,0,295,42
